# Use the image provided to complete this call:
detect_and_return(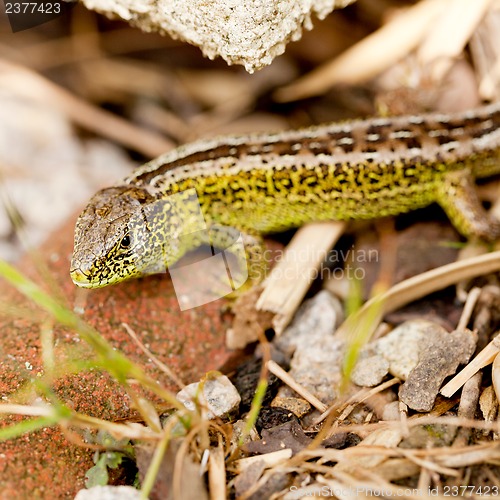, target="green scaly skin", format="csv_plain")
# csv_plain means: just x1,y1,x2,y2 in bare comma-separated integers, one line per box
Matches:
71,103,500,289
